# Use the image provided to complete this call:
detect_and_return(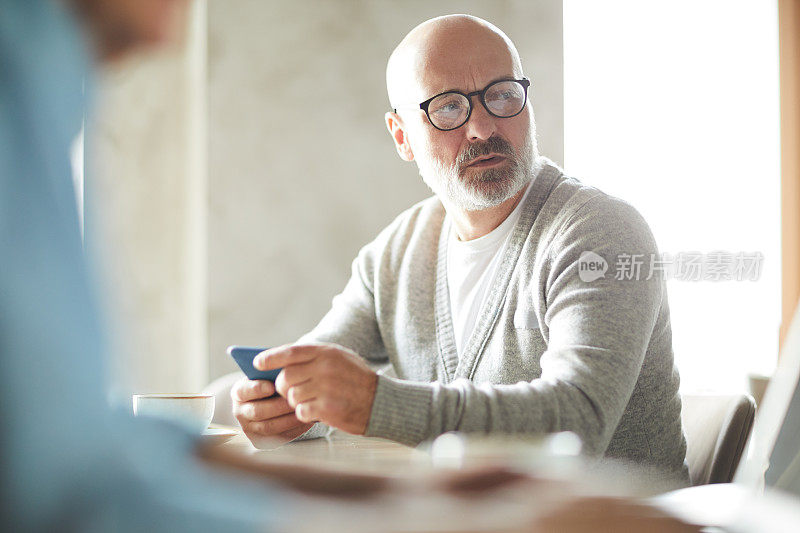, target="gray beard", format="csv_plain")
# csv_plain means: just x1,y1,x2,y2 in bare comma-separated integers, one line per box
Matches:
419,135,539,212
